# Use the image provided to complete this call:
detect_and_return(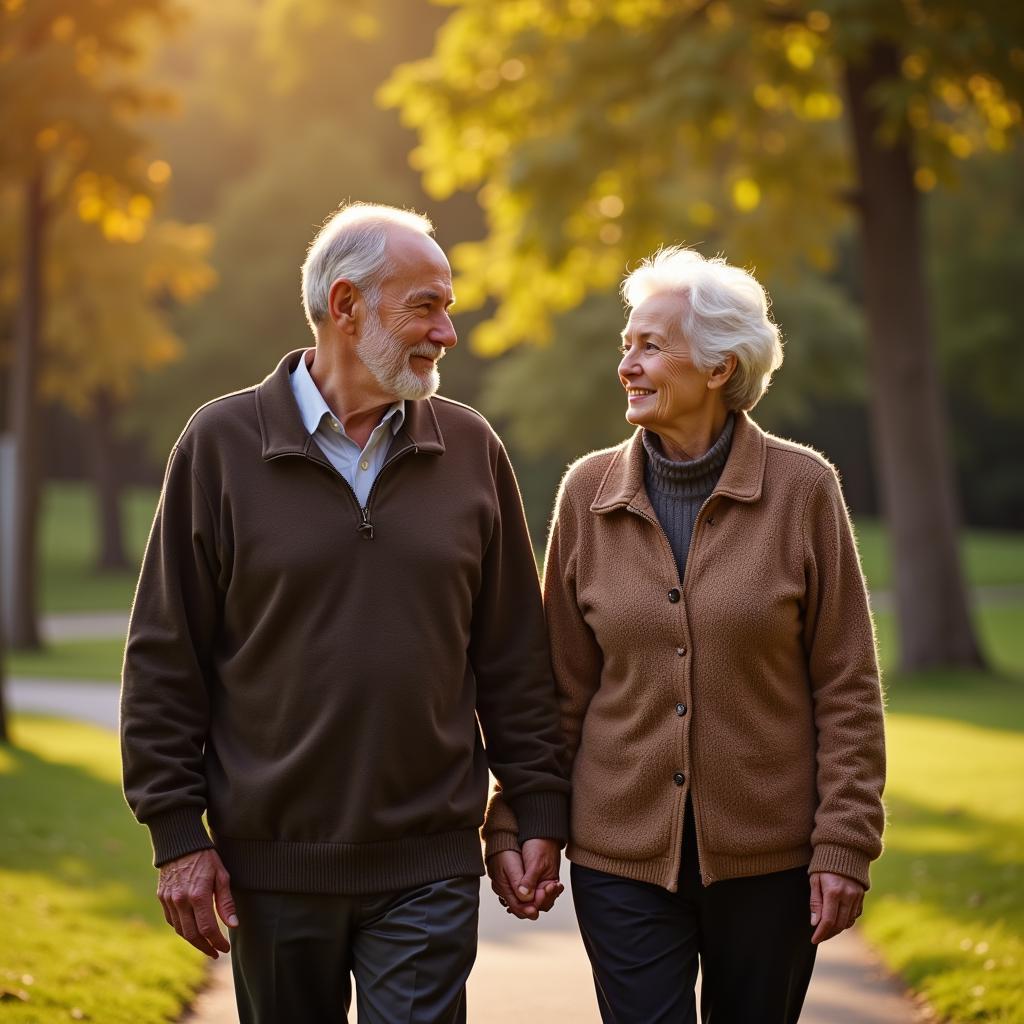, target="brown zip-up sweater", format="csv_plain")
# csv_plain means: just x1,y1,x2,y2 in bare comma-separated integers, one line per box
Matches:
121,350,569,895
485,412,885,891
